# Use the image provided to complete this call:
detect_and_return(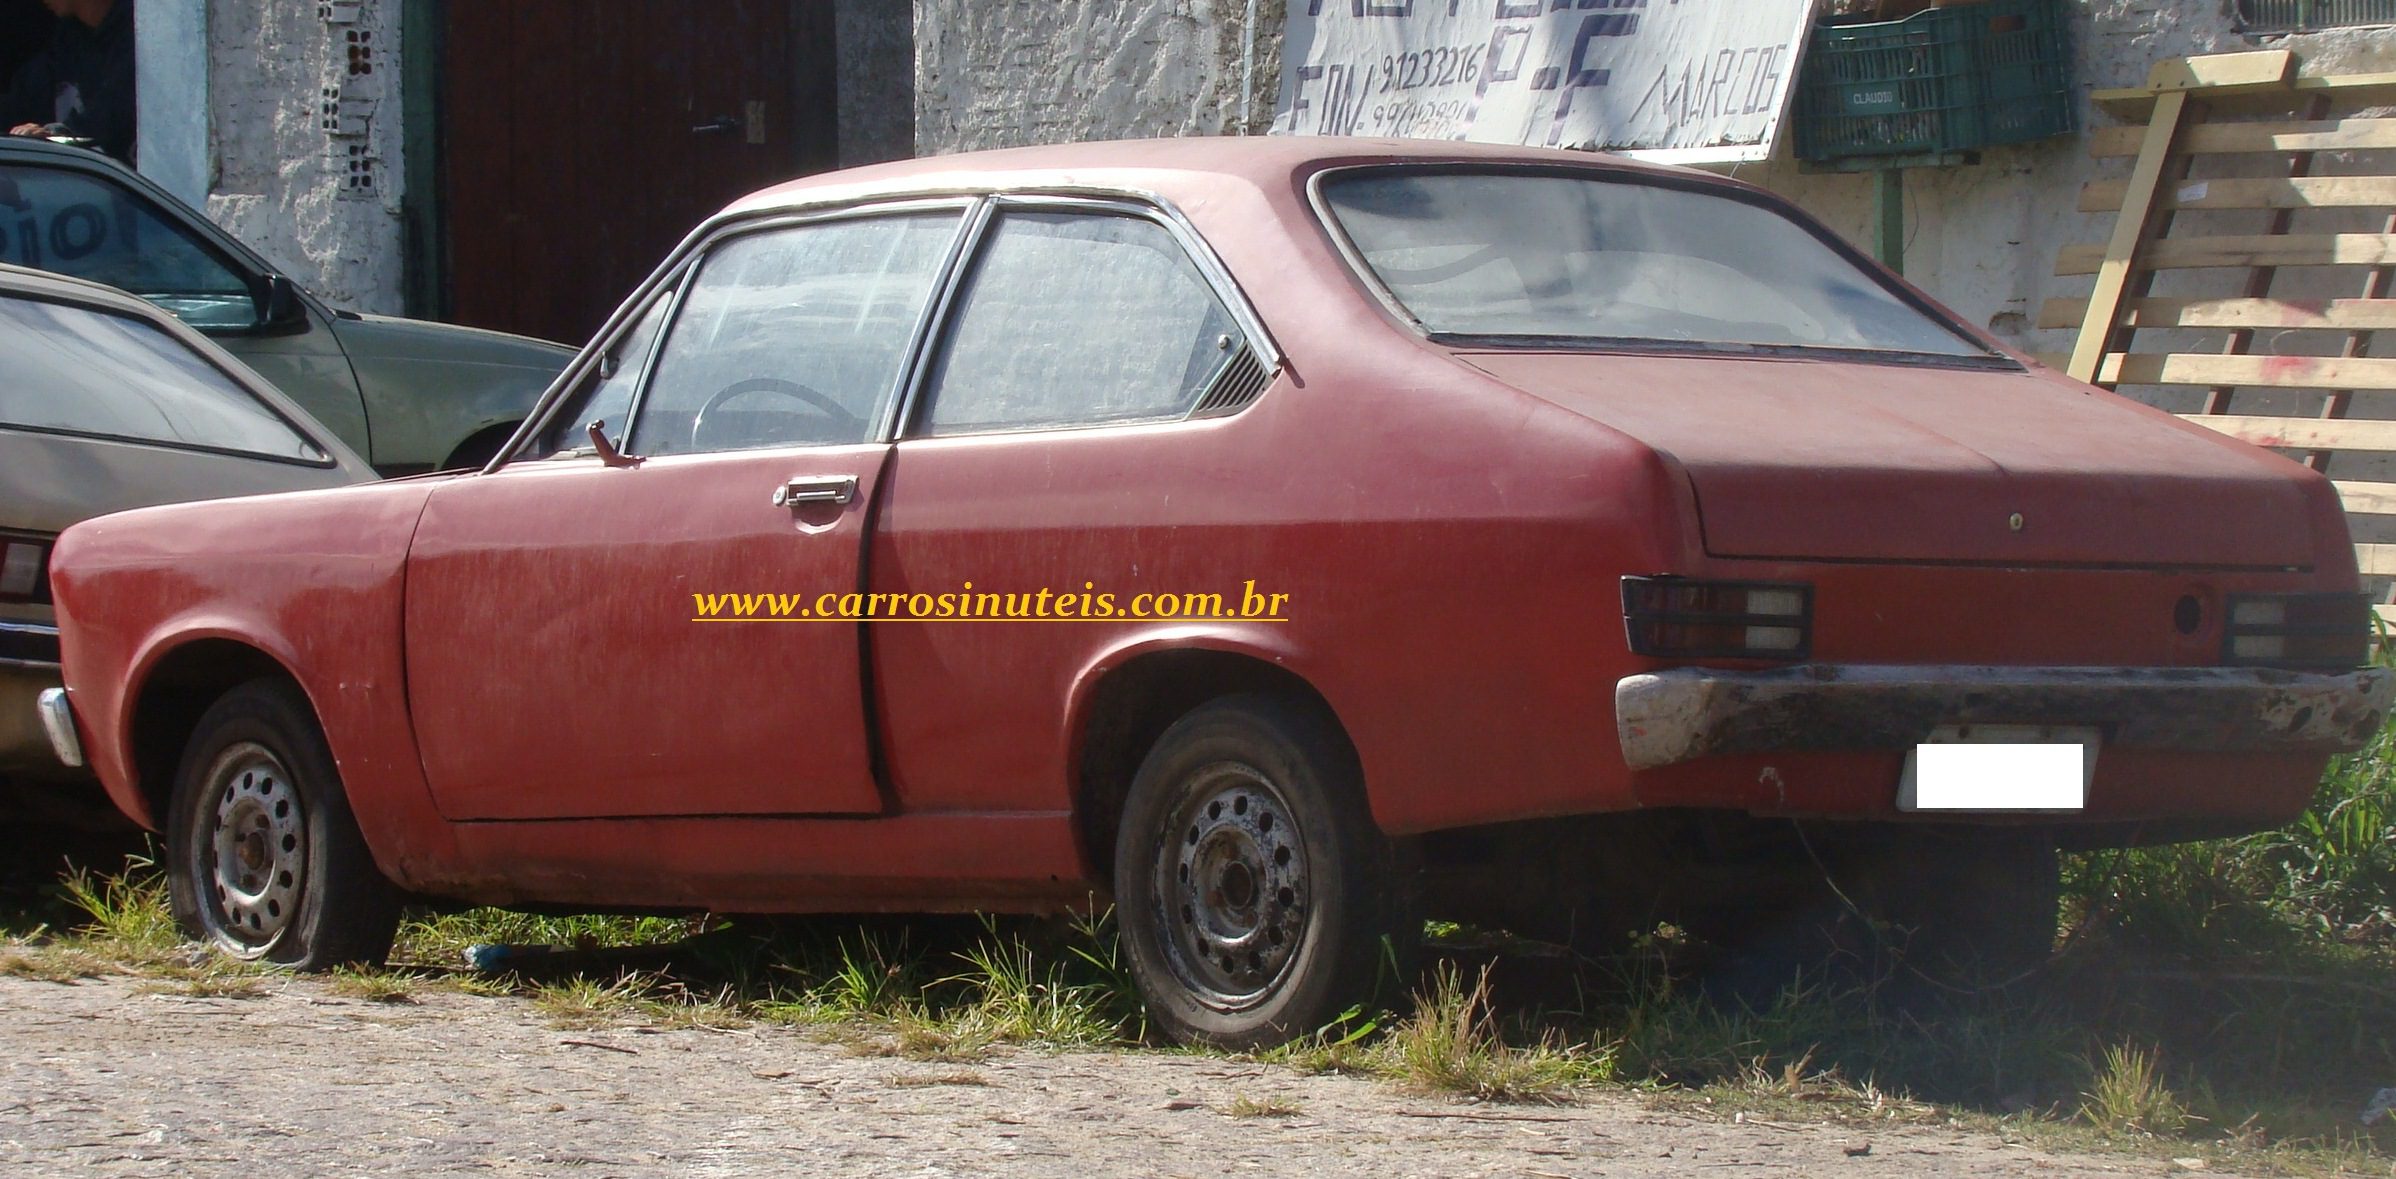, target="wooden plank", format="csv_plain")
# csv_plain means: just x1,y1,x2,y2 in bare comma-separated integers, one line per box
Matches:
2089,117,2396,158
2334,480,2396,514
2079,174,2396,214
2355,544,2396,577
2178,413,2396,451
2057,233,2396,276
2039,296,2396,332
2203,92,2335,420
2118,353,2396,390
2071,90,2189,383
2096,64,2396,120
2147,50,2298,93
